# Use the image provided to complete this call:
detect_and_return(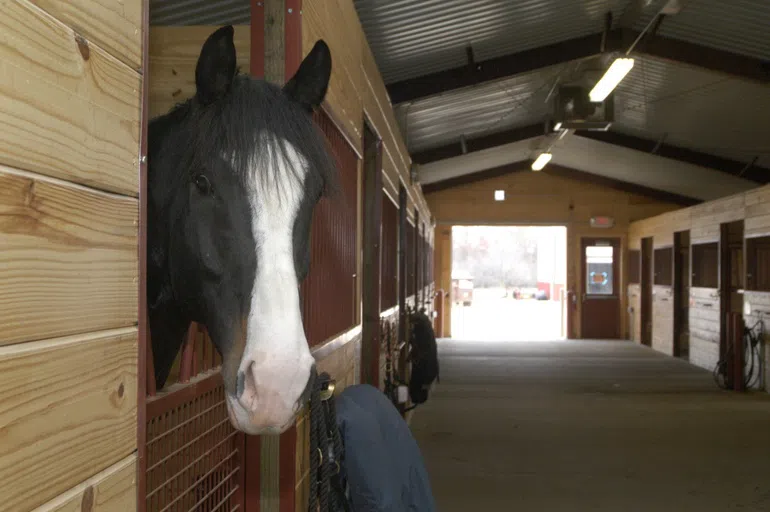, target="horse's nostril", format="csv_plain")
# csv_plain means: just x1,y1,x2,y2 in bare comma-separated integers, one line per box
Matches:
236,369,247,398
